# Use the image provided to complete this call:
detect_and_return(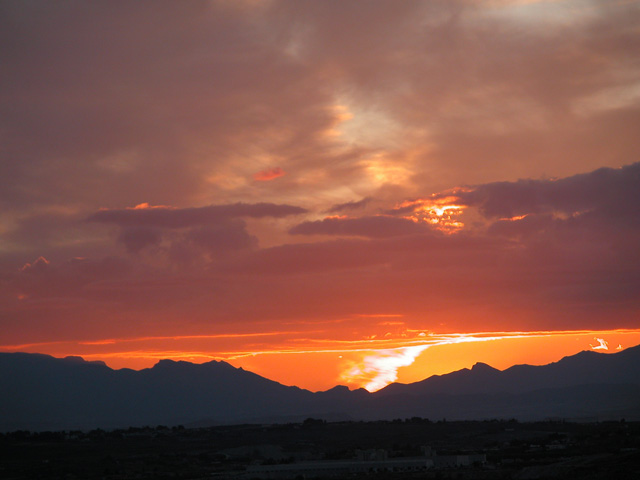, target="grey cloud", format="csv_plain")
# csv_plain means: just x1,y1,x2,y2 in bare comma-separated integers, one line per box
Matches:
87,203,282,255
87,203,307,228
186,221,258,254
327,197,372,213
456,162,640,220
221,238,386,275
11,255,132,300
118,227,163,253
487,213,555,238
289,215,435,238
